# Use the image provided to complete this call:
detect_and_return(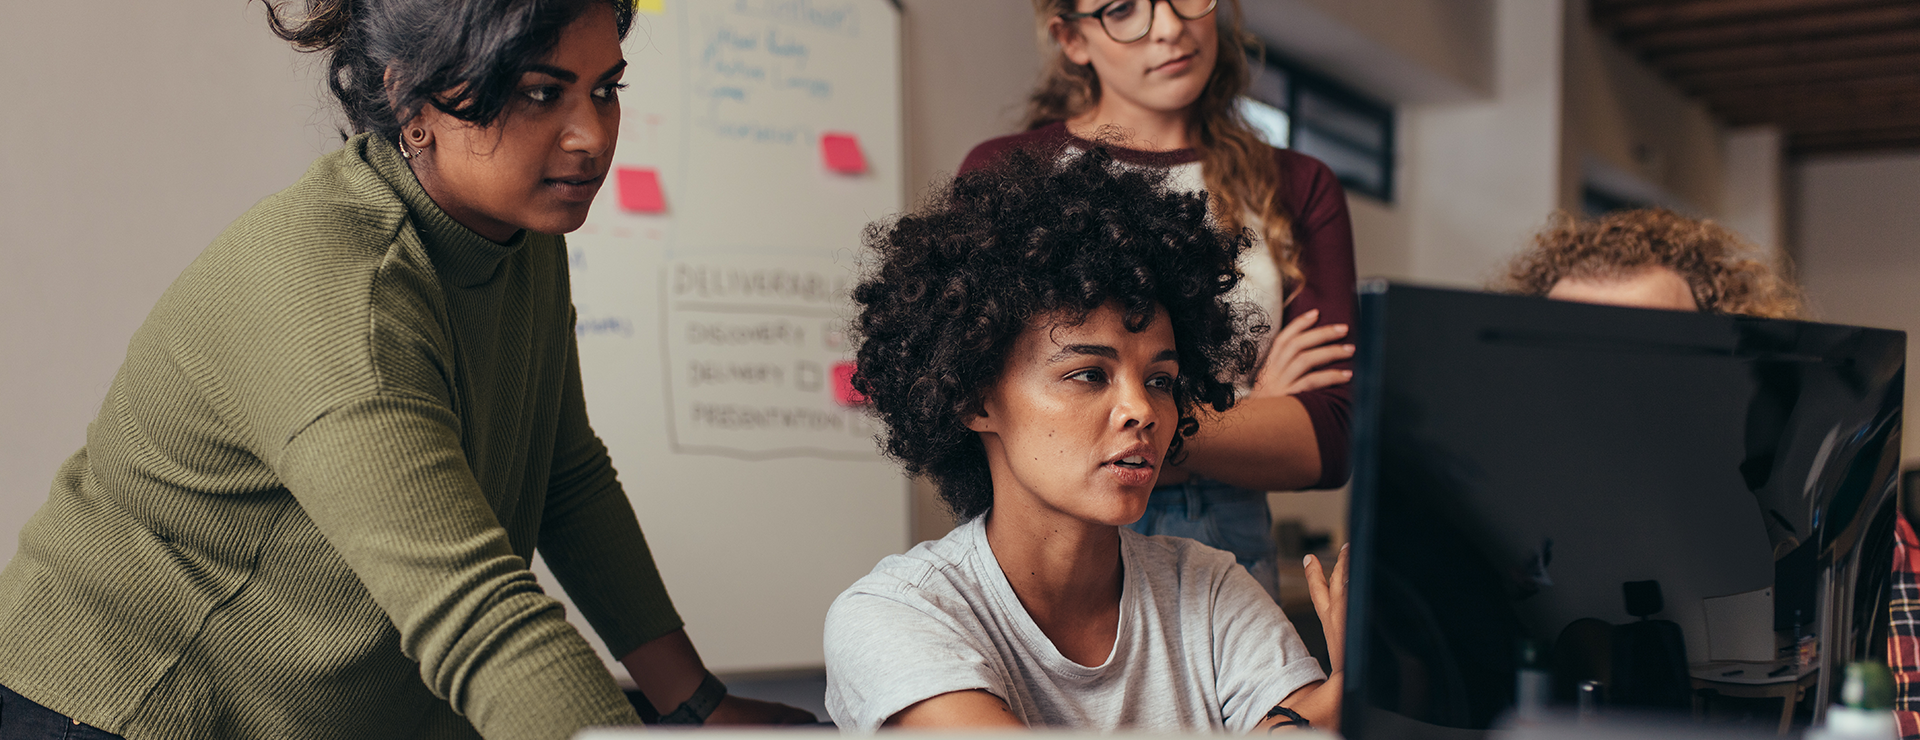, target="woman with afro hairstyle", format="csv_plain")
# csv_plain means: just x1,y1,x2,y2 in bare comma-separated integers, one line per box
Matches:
957,0,1360,599
0,0,811,736
823,148,1348,732
1497,208,1804,319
